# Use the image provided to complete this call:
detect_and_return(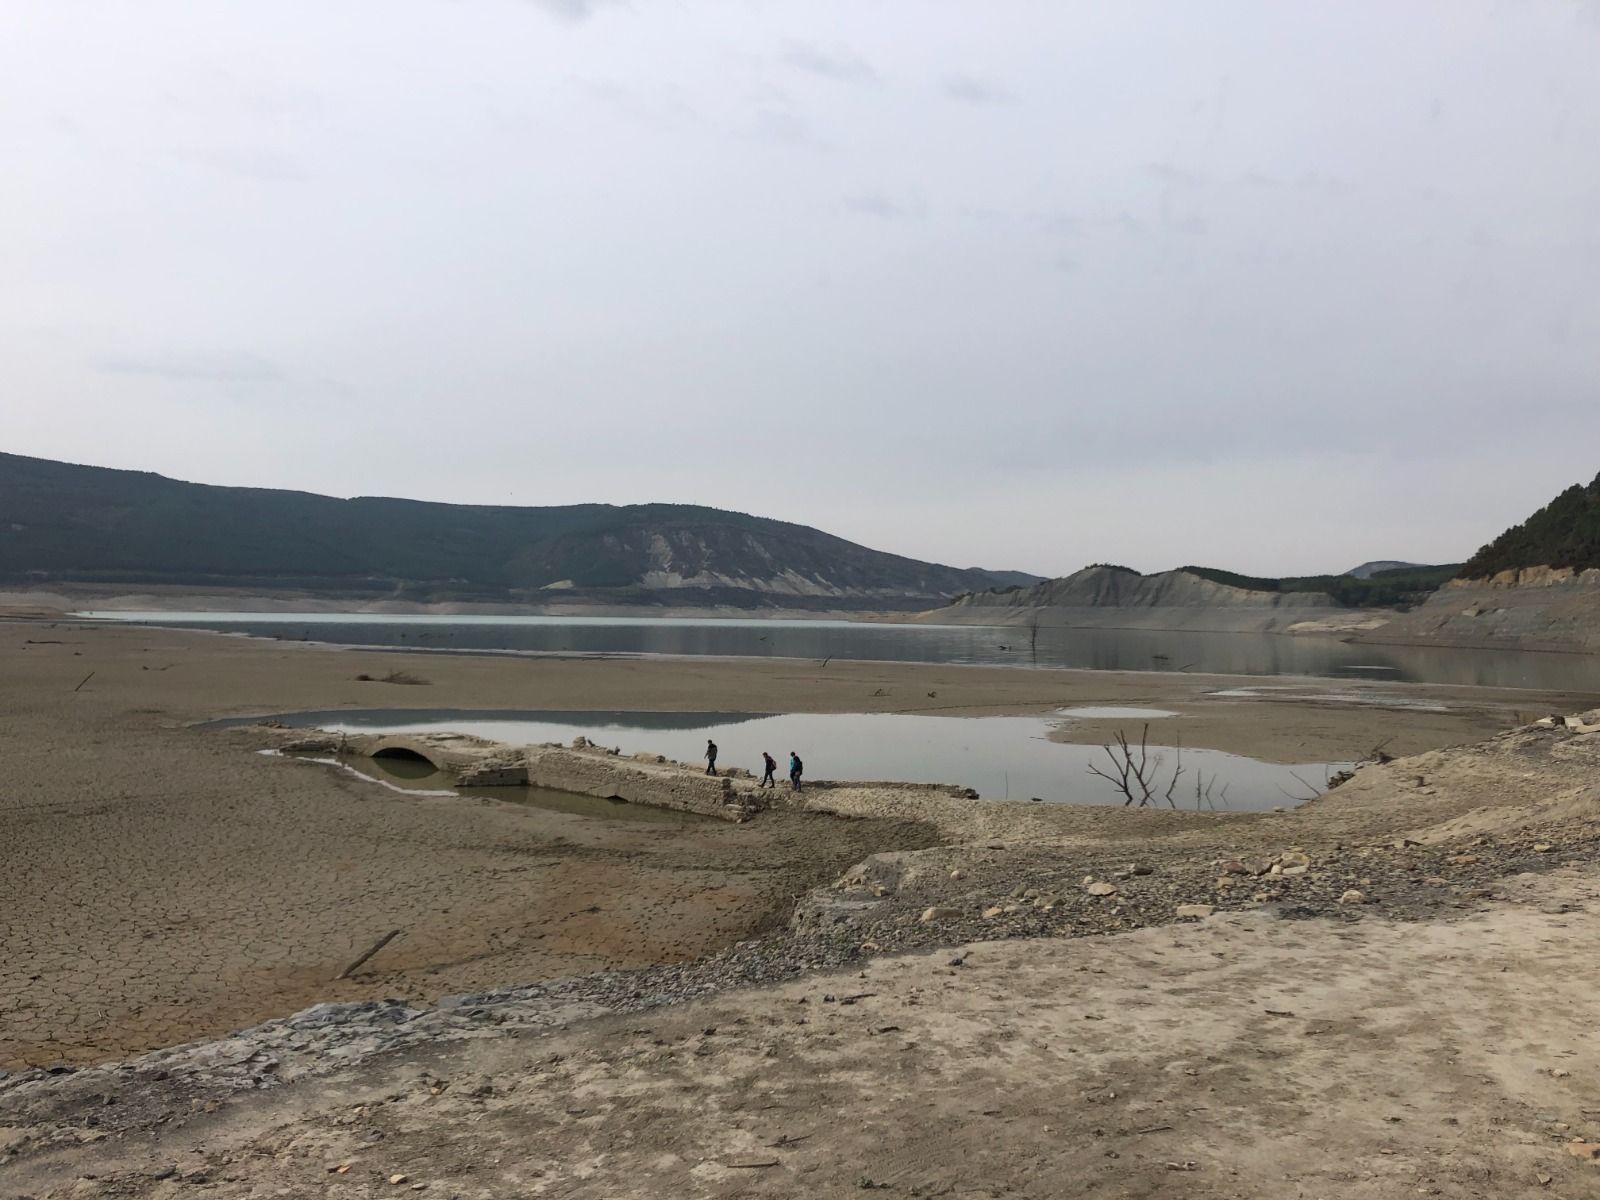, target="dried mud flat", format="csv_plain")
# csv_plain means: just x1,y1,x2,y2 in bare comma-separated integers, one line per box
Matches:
4,622,1600,1197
